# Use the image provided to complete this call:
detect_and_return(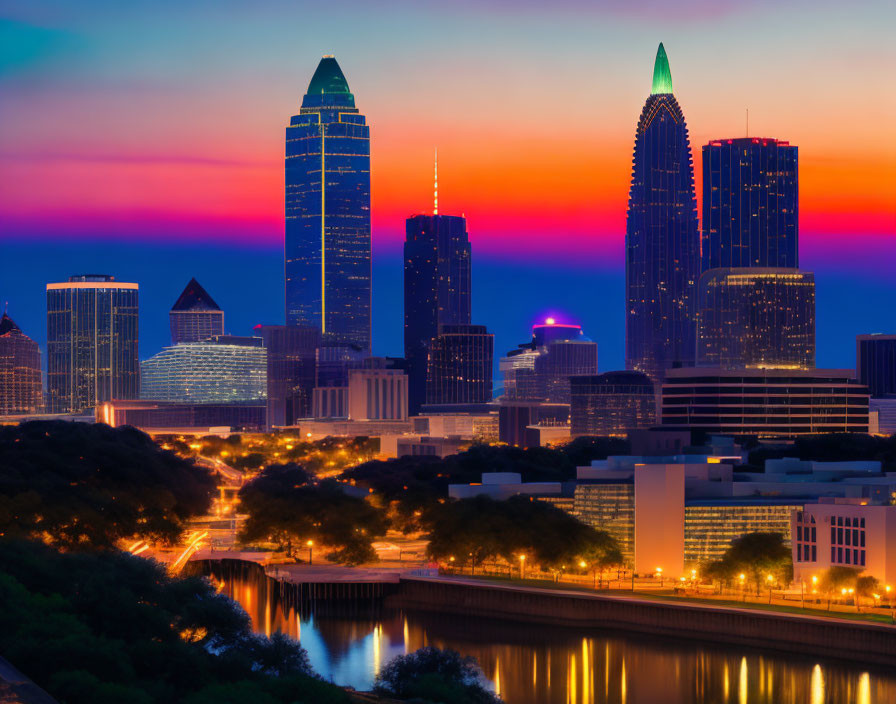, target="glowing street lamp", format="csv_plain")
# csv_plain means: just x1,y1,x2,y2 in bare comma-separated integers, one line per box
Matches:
739,573,746,602
519,554,527,580
655,567,663,588
306,539,314,565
